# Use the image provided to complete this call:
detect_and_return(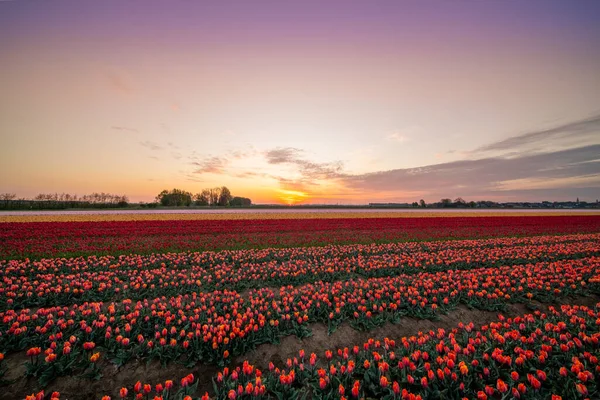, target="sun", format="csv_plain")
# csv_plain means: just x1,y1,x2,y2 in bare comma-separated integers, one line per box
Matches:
276,189,308,205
